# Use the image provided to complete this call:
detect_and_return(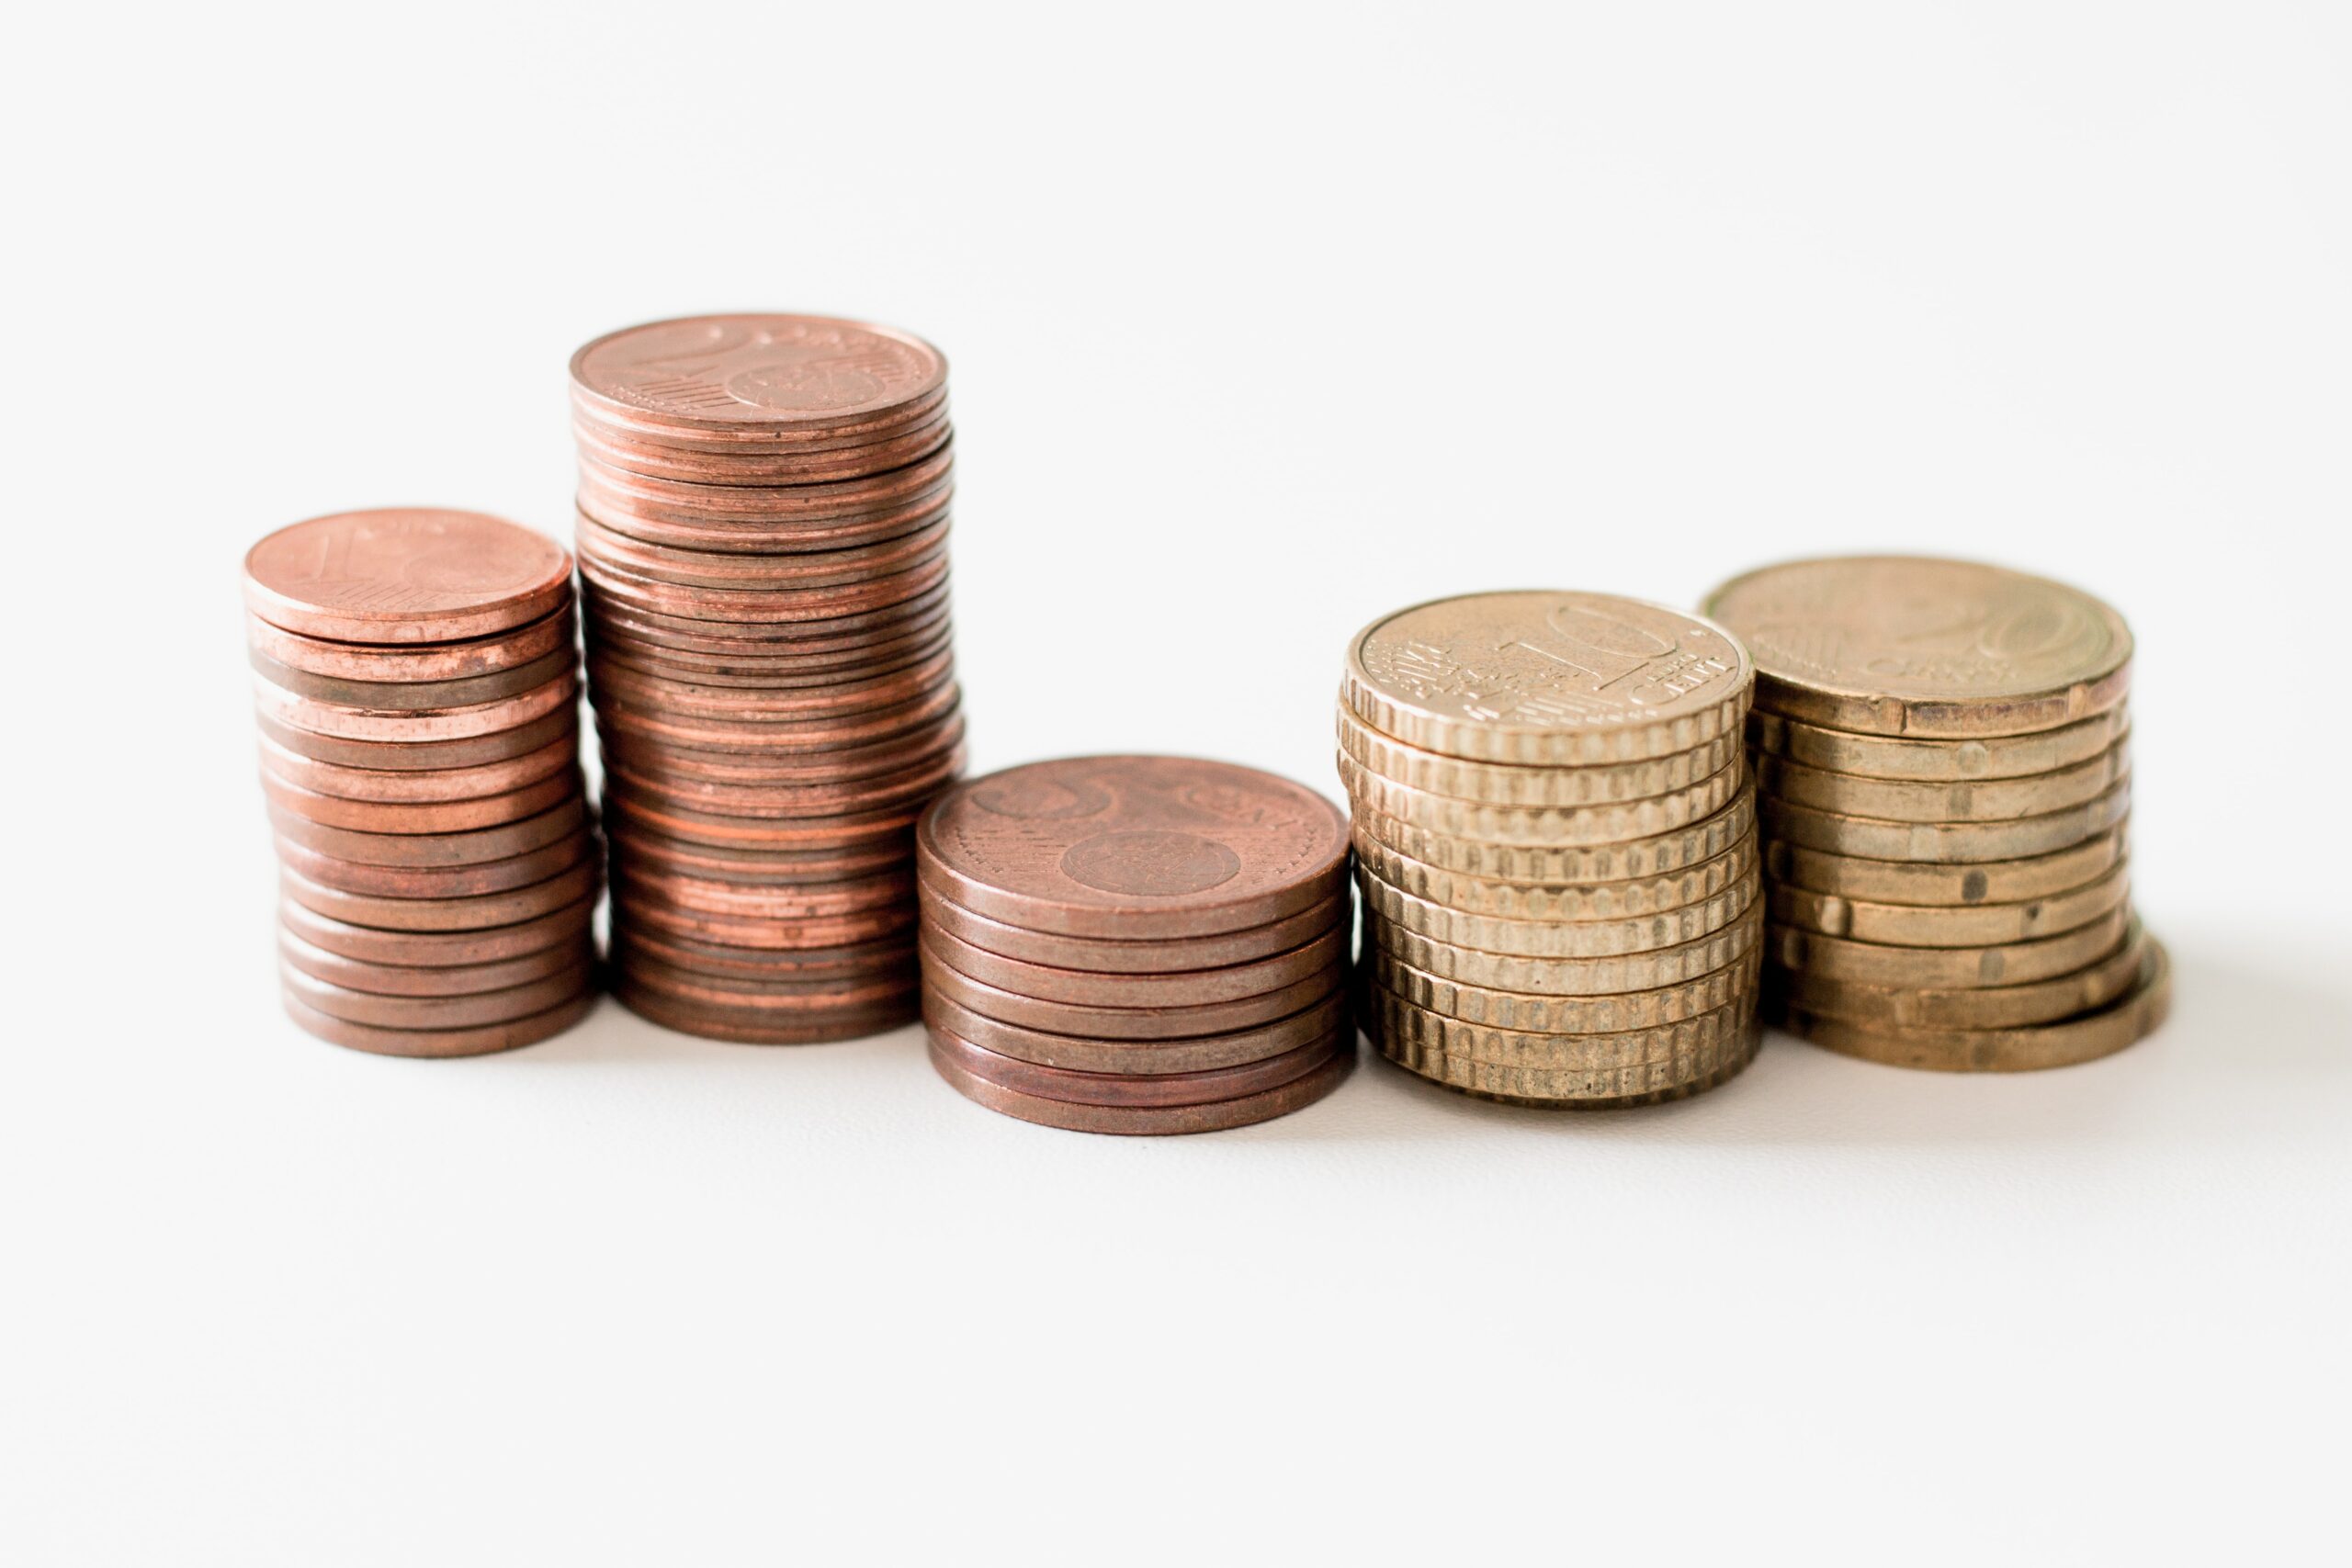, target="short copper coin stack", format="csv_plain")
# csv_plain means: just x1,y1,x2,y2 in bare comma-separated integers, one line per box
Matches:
915,757,1354,1134
1339,592,1764,1107
569,314,965,1043
1703,556,2169,1071
244,509,600,1056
